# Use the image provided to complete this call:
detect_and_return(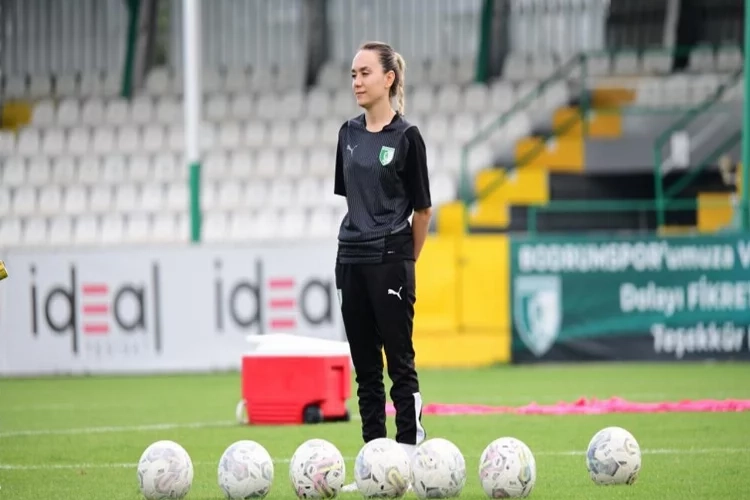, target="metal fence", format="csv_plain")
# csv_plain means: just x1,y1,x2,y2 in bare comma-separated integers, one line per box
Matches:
0,0,127,76
326,0,483,63
508,0,611,55
167,0,305,71
2,0,713,80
